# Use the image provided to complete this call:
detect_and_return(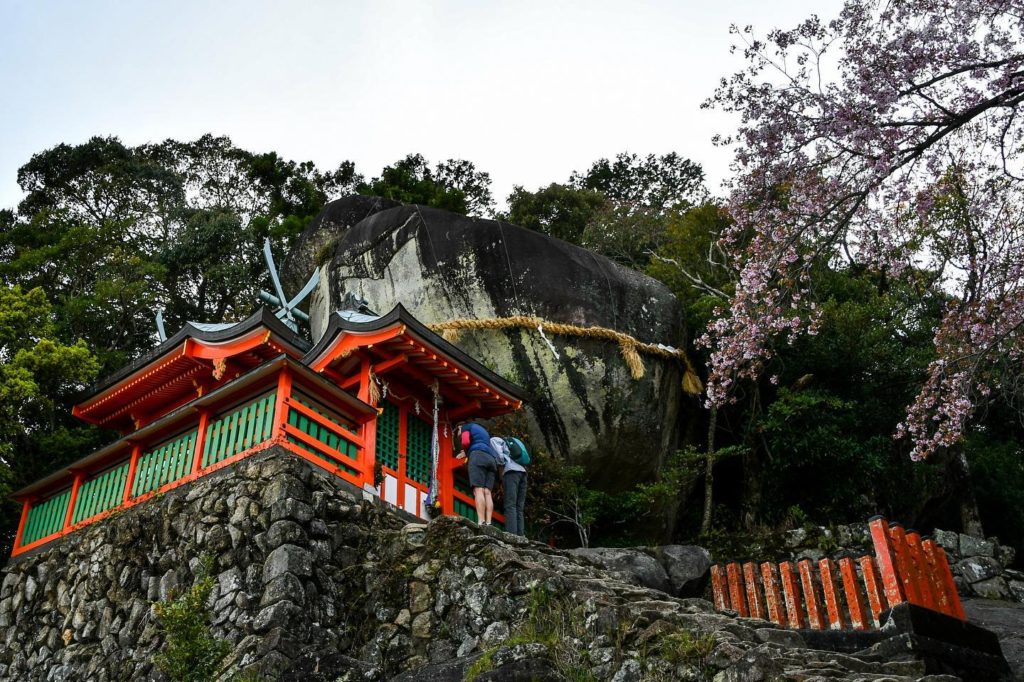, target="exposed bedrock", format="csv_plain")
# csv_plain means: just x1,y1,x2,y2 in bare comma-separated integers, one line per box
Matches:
289,197,689,489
